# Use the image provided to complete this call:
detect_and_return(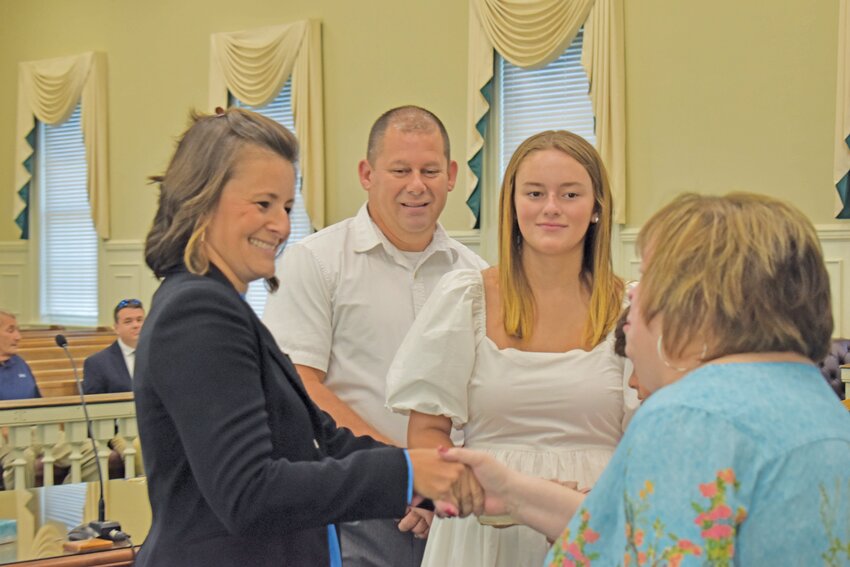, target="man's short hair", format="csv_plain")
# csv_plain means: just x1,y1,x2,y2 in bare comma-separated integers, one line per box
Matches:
366,105,450,165
114,299,144,322
0,310,16,321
